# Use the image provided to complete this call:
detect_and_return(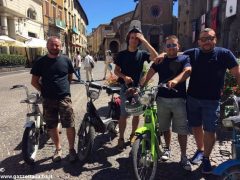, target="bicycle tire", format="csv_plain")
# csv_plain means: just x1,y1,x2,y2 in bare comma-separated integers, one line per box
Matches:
77,119,95,162
221,165,240,180
132,135,157,180
22,124,40,165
